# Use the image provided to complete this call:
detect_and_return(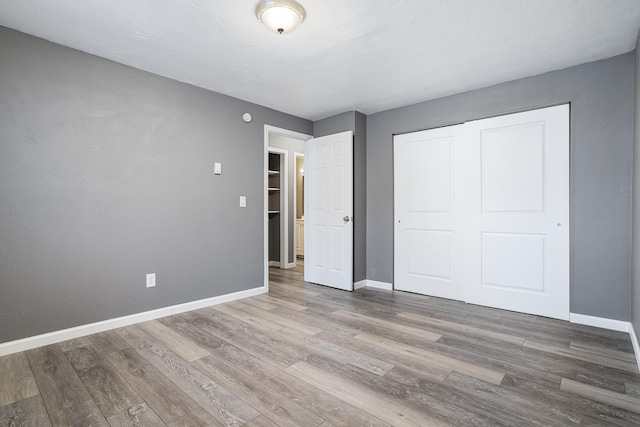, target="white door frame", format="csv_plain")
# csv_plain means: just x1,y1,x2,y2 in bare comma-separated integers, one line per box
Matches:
263,125,312,290
293,152,305,266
